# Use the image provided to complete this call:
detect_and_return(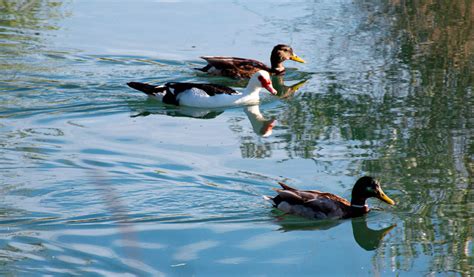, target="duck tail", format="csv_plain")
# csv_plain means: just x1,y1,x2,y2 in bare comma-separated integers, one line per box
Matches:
127,82,165,95
194,64,212,72
278,182,297,191
263,195,276,206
